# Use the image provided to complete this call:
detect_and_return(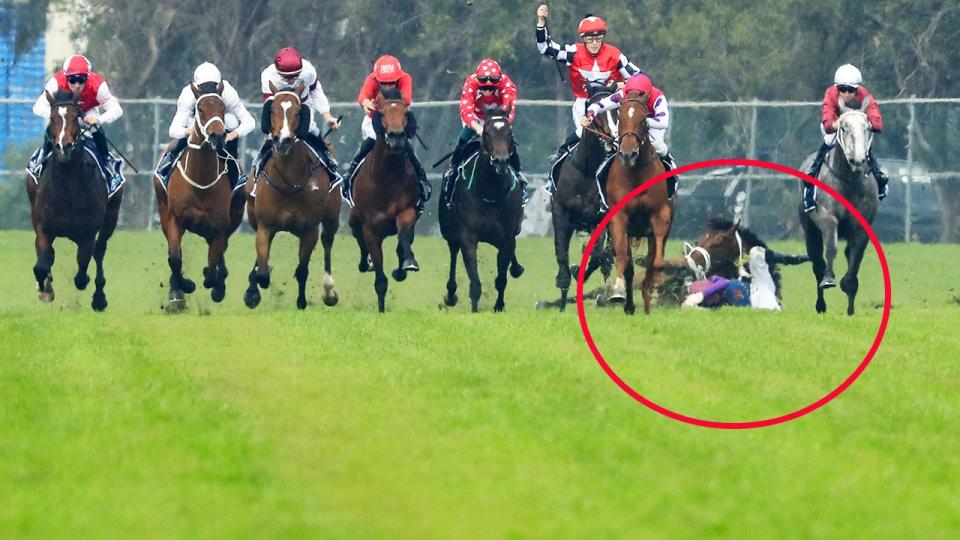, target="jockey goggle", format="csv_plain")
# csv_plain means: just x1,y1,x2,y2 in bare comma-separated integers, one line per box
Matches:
836,84,857,94
581,33,605,43
477,76,501,85
67,74,88,85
